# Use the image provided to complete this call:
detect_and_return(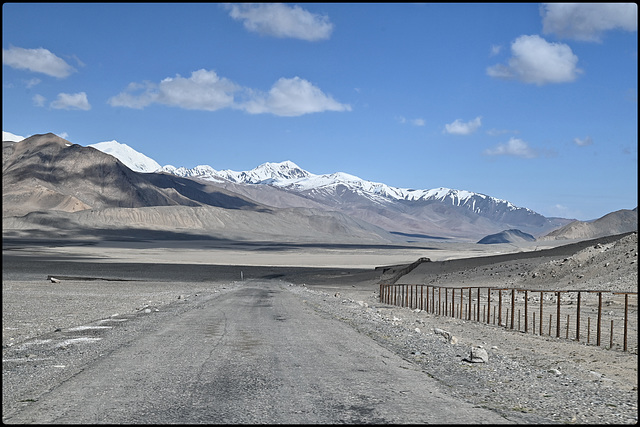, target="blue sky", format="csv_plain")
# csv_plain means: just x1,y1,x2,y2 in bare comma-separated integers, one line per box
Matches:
2,3,637,221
